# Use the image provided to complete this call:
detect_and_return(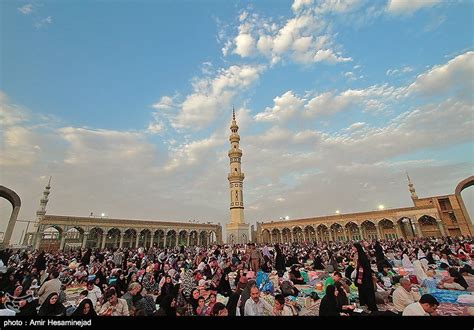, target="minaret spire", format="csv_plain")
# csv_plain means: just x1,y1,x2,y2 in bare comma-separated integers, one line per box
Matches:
406,172,418,199
227,108,249,244
35,177,52,224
